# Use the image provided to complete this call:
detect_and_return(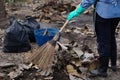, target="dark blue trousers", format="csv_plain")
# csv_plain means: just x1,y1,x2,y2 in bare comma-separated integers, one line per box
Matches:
95,13,120,72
